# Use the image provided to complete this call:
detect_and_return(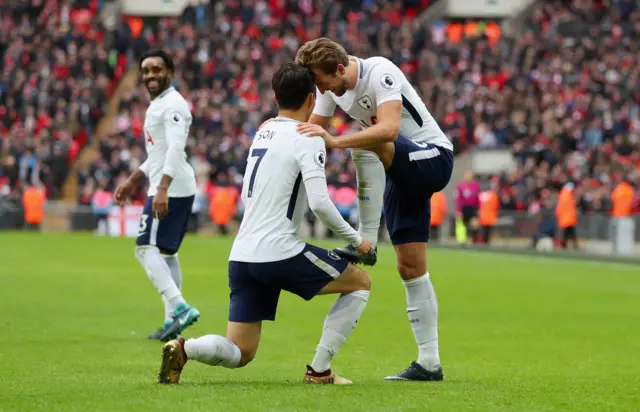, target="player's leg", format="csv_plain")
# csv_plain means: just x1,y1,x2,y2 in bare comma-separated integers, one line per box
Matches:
137,196,200,341
567,226,578,250
158,261,277,384
383,185,442,381
388,241,442,380
333,149,386,266
333,143,395,265
135,196,183,337
482,225,493,244
381,136,454,382
309,263,370,384
159,322,259,384
158,196,201,341
352,150,386,246
182,261,280,369
279,245,371,384
148,252,184,339
161,252,182,312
